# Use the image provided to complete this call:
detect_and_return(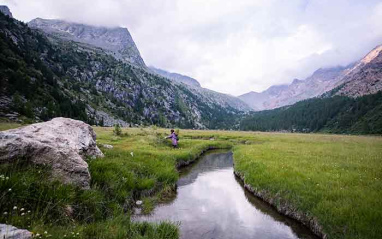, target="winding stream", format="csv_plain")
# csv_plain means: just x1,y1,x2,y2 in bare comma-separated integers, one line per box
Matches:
134,150,318,239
